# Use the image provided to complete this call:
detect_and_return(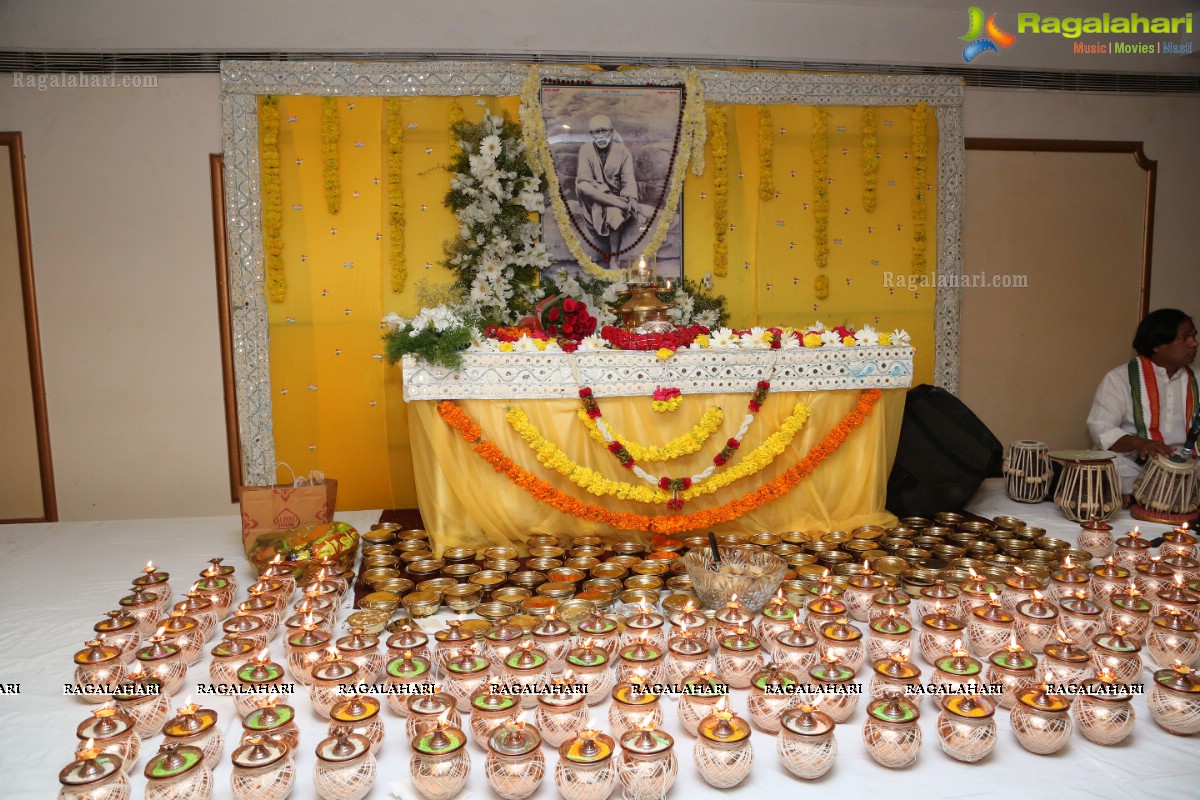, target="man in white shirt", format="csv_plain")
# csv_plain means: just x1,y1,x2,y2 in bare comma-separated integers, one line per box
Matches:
1087,308,1198,502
